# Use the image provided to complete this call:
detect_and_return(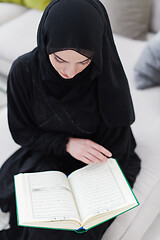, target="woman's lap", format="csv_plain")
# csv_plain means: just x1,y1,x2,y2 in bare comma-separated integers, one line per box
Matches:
0,148,139,239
